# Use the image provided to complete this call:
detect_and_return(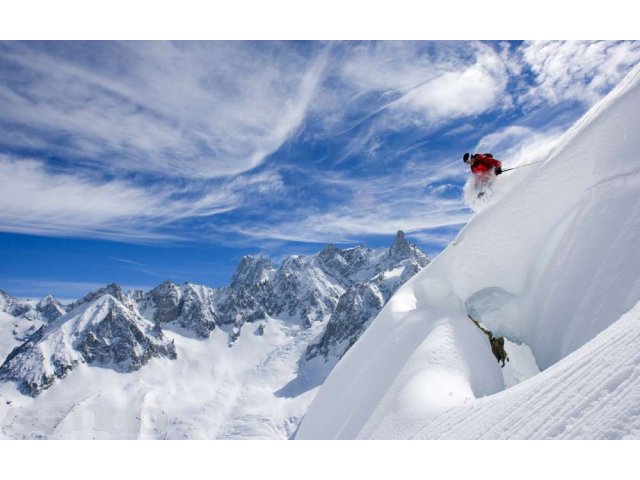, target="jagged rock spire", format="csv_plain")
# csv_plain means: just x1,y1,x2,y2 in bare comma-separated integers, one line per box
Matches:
389,230,413,260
